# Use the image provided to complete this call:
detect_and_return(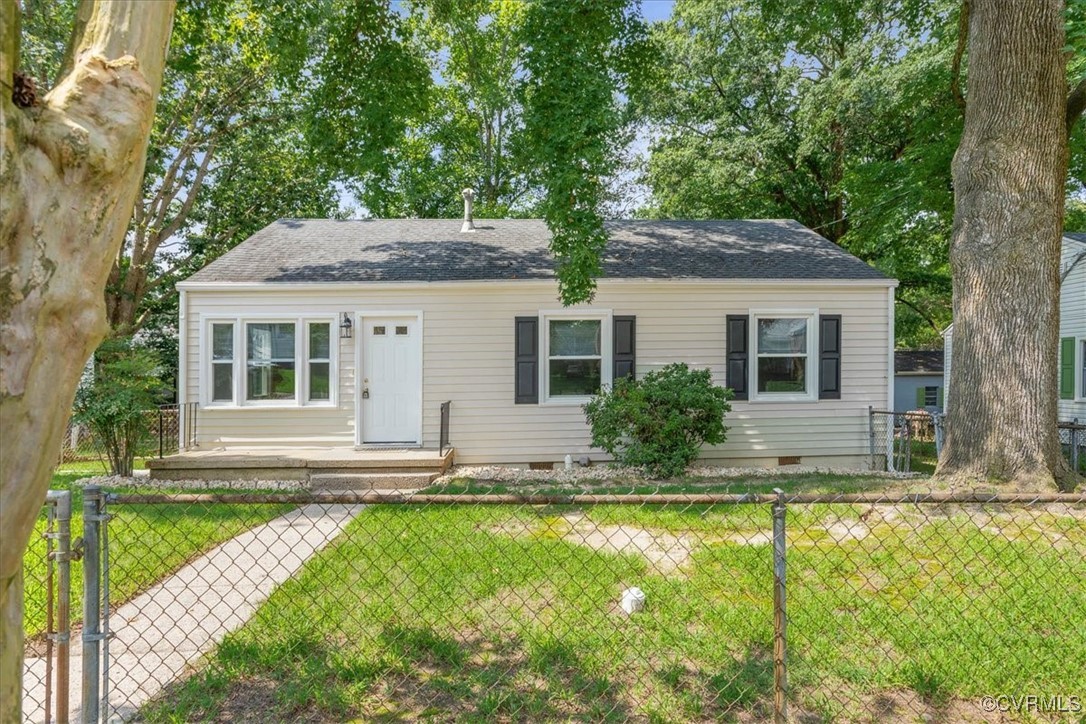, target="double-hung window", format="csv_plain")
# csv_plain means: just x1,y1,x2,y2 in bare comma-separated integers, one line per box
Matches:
210,322,235,403
544,315,611,401
753,314,814,399
307,322,332,402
